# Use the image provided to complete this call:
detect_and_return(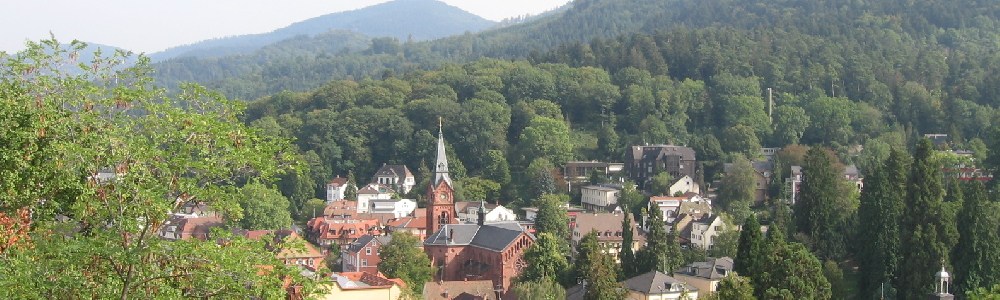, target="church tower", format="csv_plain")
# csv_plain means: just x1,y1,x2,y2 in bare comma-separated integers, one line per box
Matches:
426,122,456,234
